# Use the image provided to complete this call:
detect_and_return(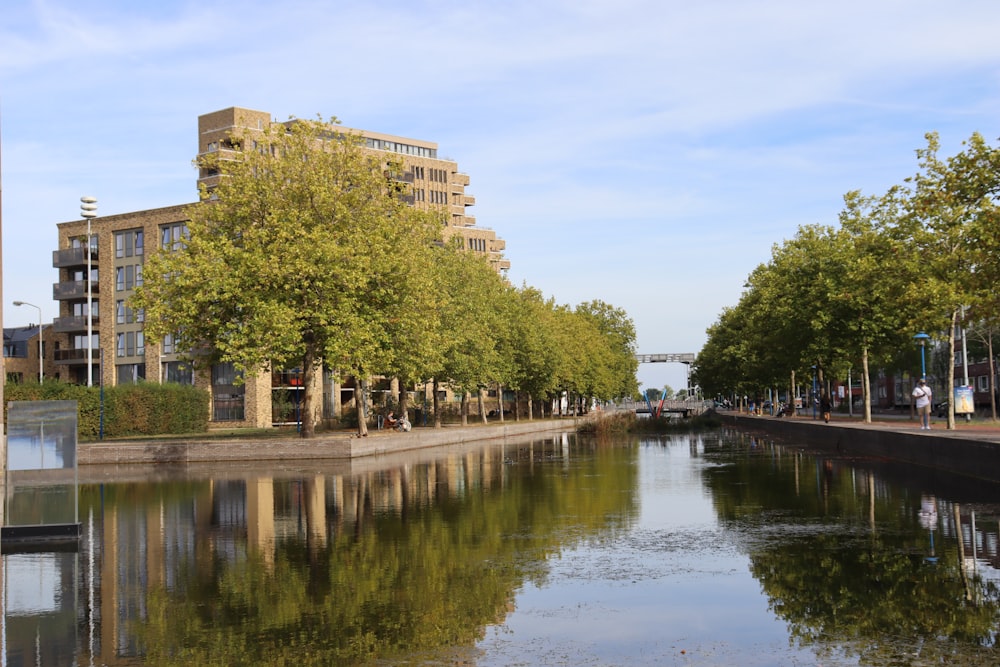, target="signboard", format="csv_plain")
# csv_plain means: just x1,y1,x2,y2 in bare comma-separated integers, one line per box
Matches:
954,386,975,415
